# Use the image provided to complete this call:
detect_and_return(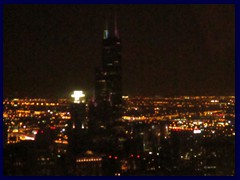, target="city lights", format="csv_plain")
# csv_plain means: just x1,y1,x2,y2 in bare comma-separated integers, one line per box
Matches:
193,129,202,134
71,90,85,103
3,95,235,176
